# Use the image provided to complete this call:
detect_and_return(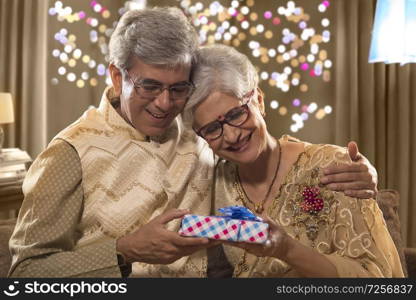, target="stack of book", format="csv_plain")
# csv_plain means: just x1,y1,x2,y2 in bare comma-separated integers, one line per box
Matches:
0,148,32,215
